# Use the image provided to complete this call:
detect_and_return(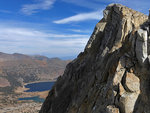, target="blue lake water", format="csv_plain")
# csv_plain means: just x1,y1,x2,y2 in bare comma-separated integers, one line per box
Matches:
18,81,55,103
25,81,55,92
18,96,44,103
